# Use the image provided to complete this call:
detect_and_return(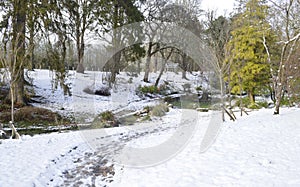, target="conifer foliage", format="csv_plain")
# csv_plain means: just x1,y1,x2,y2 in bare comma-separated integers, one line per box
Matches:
226,0,273,103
